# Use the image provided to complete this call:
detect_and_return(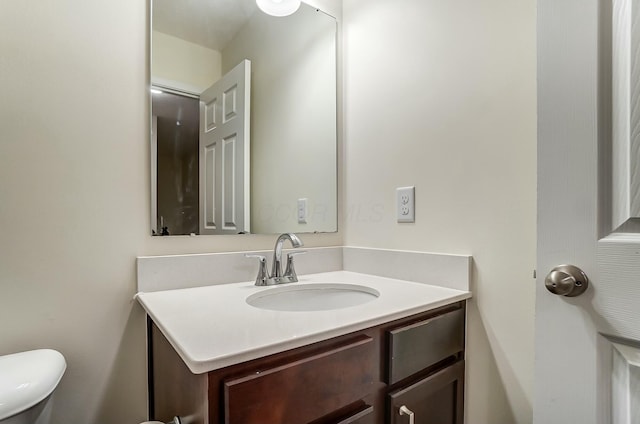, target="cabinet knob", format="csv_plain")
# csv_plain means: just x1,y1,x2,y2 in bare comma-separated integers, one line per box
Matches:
399,405,415,424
